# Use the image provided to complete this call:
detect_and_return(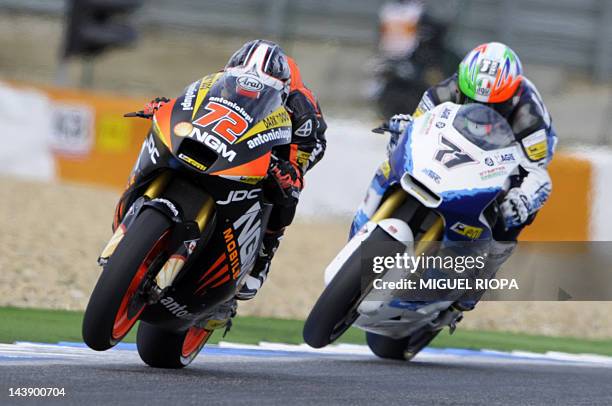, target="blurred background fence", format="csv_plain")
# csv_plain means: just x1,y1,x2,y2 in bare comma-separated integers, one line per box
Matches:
1,0,611,80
